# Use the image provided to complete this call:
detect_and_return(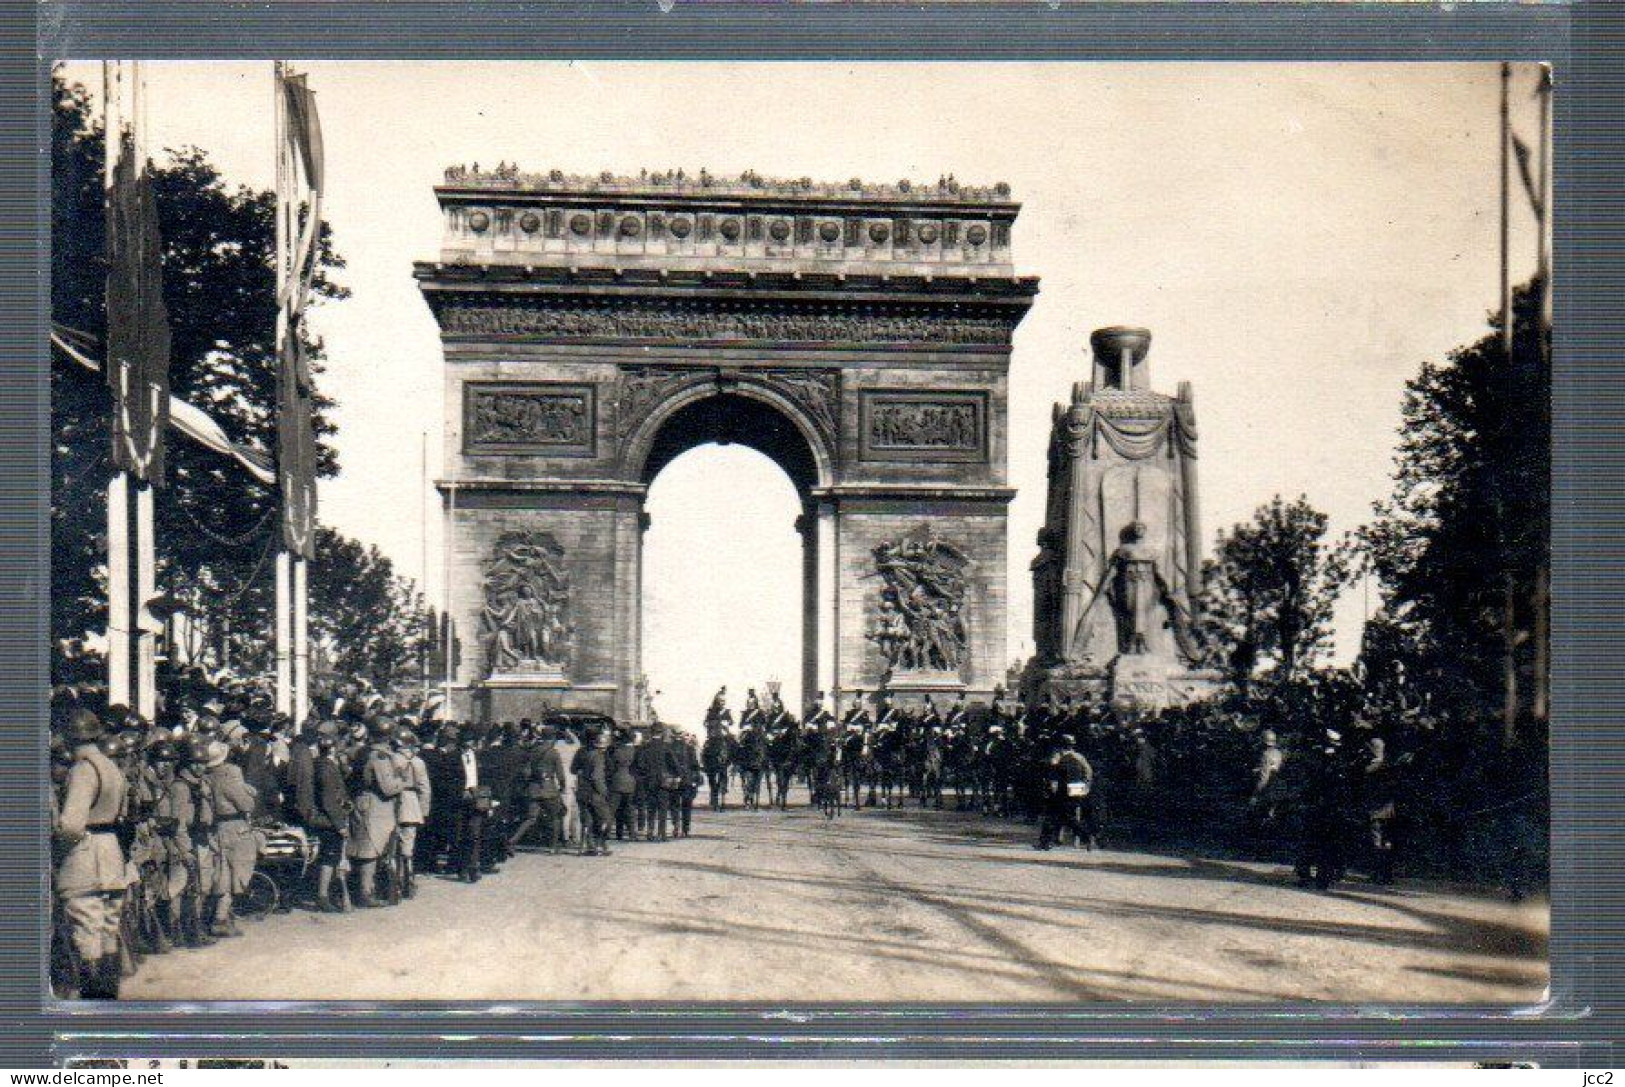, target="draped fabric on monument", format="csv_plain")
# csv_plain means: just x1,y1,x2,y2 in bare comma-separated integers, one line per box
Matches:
1029,328,1218,714
417,168,1037,721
